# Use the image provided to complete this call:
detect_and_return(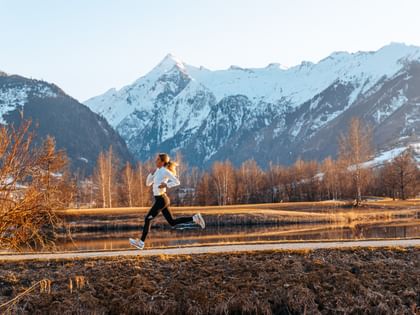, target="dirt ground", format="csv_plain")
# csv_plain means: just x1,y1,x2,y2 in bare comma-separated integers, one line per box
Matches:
1,247,419,314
